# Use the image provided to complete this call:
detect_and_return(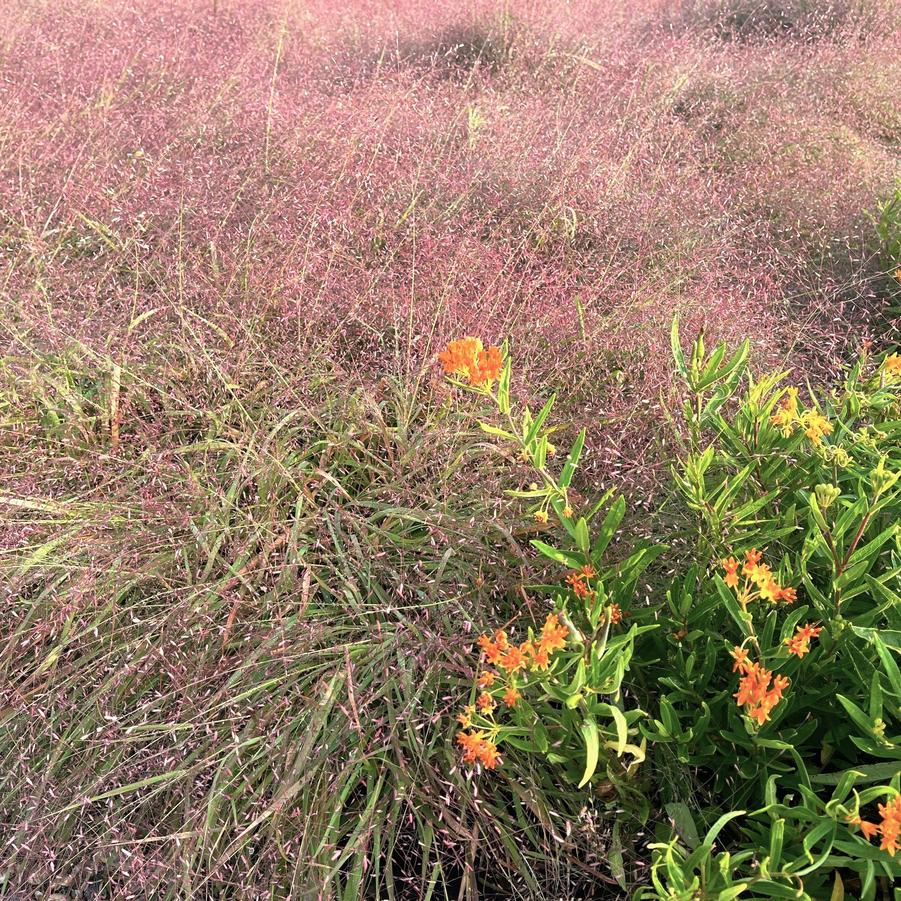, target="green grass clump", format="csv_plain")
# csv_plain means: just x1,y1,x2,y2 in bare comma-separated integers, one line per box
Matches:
0,348,606,898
